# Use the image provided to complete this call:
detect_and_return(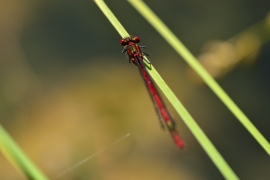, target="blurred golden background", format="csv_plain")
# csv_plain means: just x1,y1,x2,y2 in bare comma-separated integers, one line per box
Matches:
0,0,270,179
